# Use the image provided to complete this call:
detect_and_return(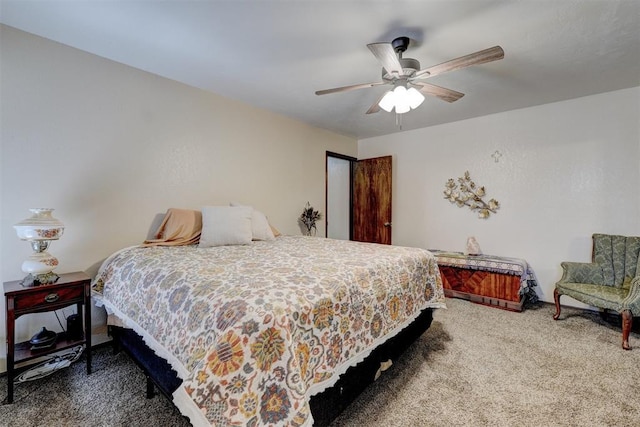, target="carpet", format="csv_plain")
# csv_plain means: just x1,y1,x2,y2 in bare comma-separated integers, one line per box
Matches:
331,299,640,426
1,298,639,426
